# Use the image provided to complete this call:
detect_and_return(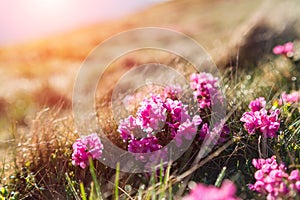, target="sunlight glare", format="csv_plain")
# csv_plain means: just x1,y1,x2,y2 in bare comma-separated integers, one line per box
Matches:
29,0,70,13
